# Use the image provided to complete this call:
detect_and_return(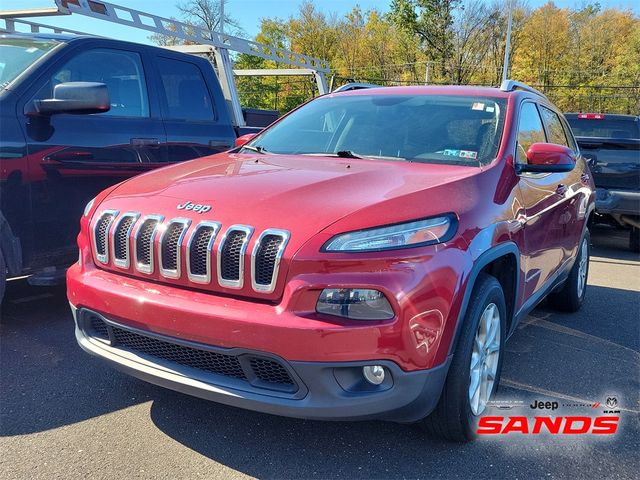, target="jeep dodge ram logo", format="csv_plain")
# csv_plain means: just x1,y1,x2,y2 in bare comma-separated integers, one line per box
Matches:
177,201,212,214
